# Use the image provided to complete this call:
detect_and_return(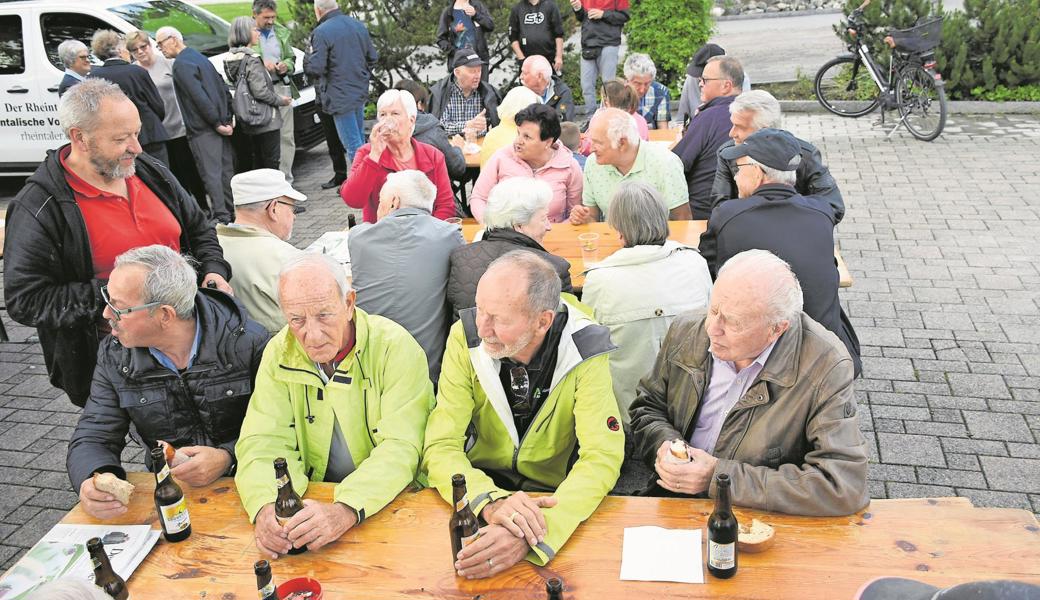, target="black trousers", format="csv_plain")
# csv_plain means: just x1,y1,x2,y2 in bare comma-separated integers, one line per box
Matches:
318,107,347,179
233,129,281,173
166,136,206,211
